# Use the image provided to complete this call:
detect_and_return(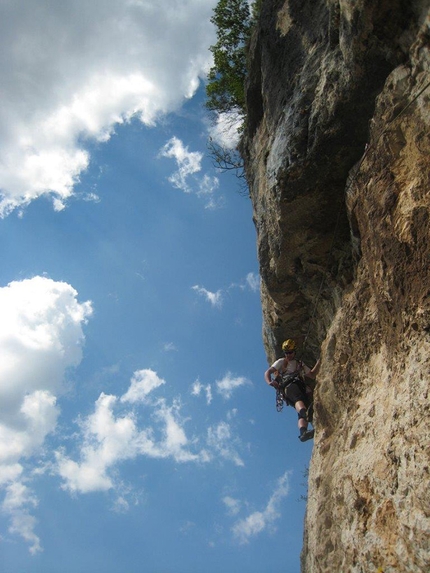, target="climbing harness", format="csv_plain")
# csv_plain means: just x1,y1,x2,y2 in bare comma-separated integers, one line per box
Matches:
274,363,307,412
